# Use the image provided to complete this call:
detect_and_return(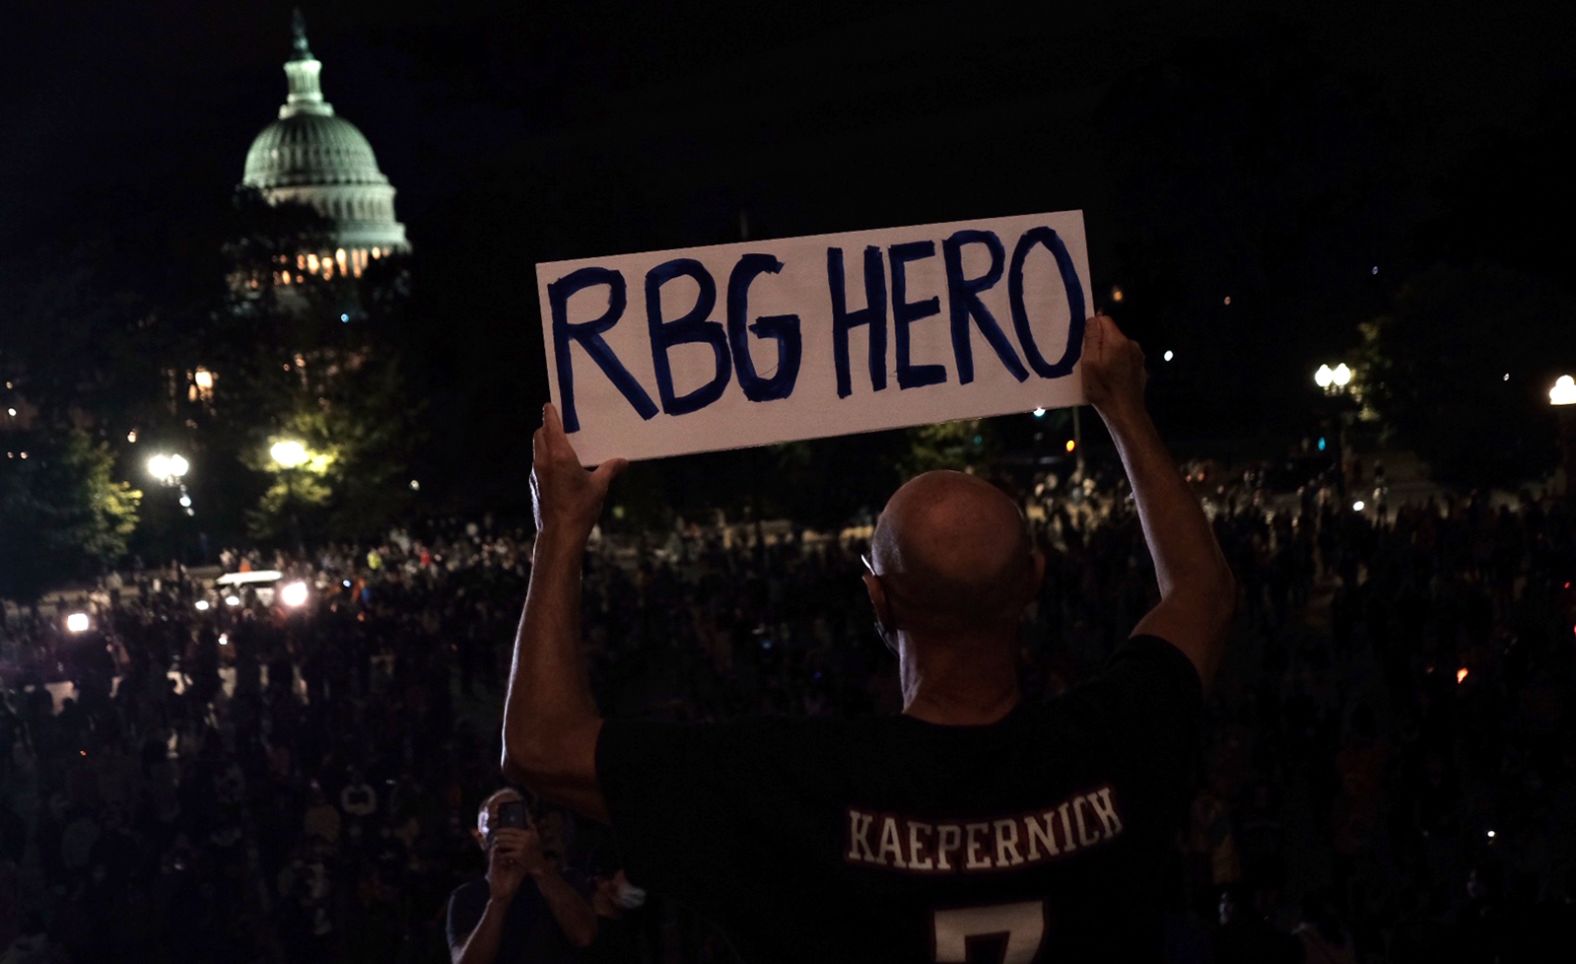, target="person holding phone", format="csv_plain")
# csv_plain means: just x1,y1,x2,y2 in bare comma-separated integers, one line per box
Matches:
503,315,1238,961
446,788,597,964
